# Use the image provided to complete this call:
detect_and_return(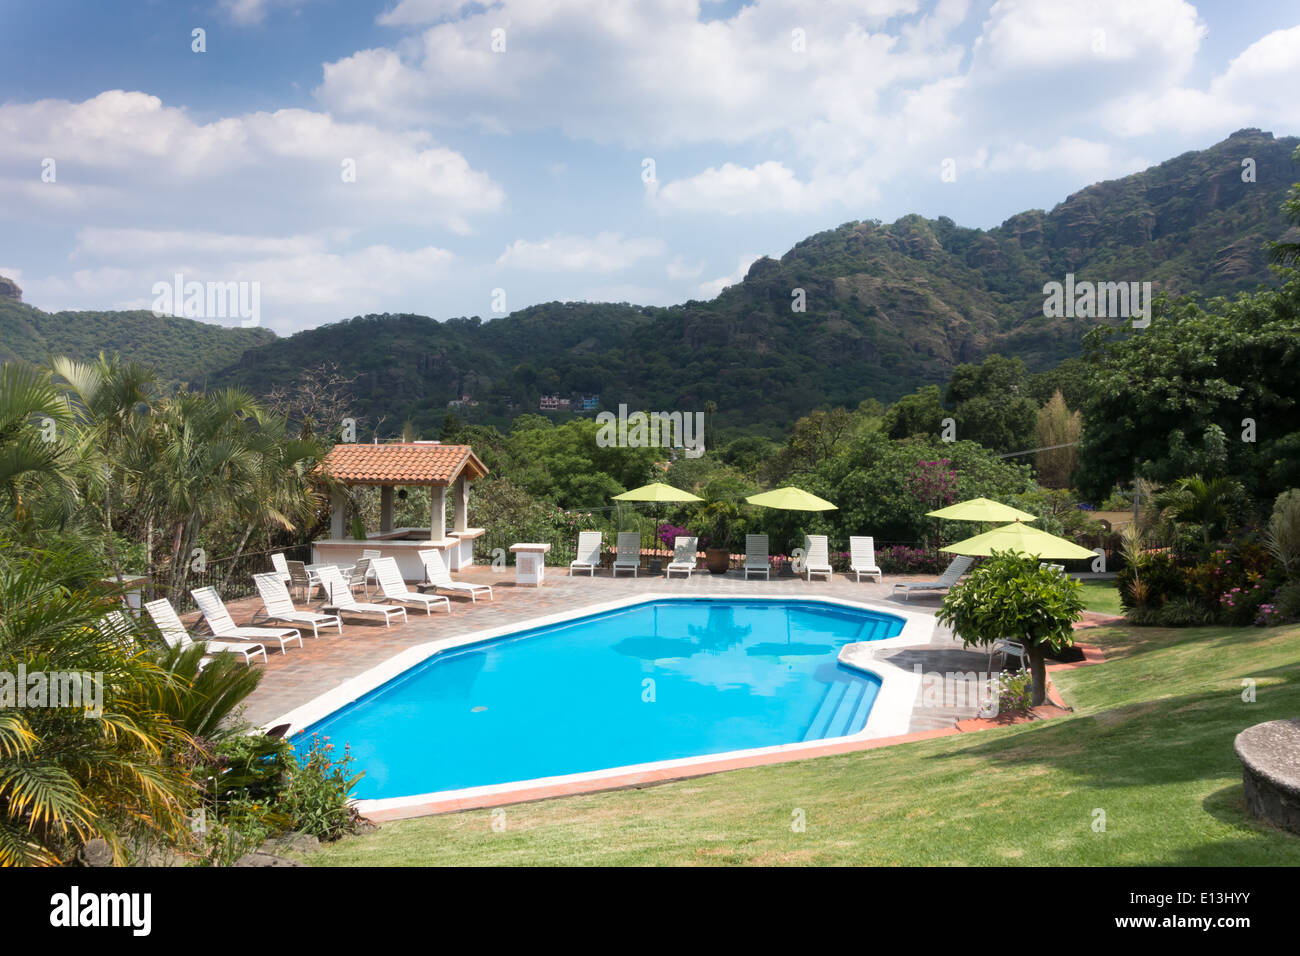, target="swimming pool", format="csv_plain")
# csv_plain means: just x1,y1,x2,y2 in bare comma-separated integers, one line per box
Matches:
294,598,905,800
